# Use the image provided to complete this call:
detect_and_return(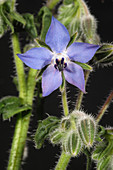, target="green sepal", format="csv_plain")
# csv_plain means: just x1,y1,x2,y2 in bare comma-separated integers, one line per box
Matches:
23,13,37,38
78,117,96,147
92,44,113,65
67,32,78,47
9,11,26,26
0,96,31,120
35,38,52,51
38,6,52,41
34,116,60,149
62,131,83,156
74,61,92,71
